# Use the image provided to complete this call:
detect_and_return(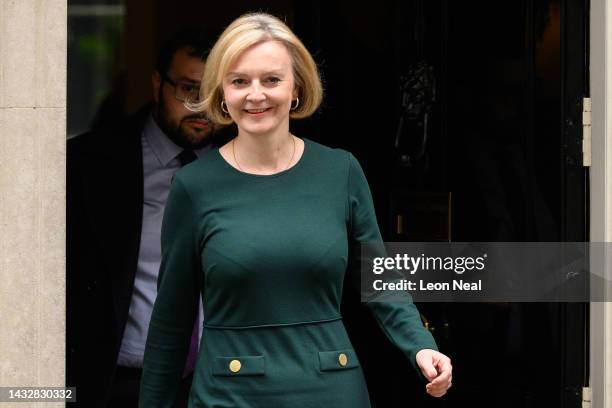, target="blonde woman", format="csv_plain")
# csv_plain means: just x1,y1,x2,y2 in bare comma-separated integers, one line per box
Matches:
140,12,452,407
